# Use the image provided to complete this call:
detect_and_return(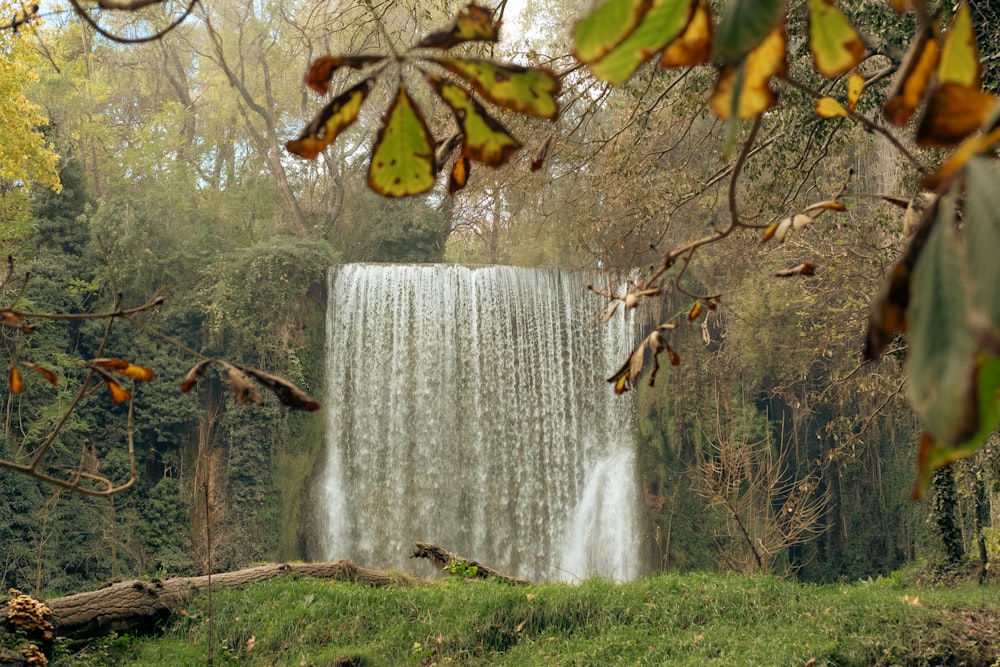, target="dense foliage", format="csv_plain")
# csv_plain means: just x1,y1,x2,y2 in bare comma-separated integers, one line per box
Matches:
1,0,999,619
